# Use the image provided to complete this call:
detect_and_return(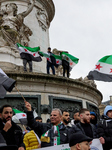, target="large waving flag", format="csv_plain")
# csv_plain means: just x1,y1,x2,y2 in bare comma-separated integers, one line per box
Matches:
61,52,79,71
0,68,16,98
16,43,42,62
87,55,112,82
